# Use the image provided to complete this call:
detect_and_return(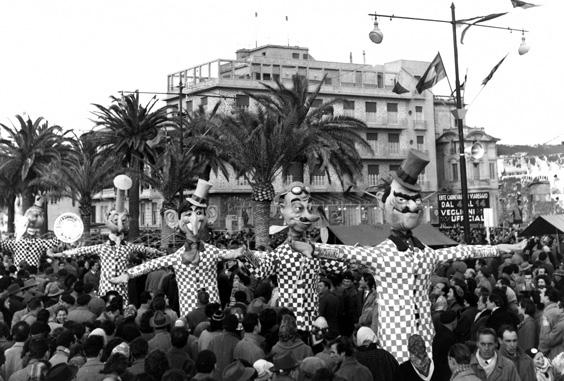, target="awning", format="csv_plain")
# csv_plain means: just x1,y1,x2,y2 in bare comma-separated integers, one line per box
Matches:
327,224,458,248
310,192,378,205
521,215,564,236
